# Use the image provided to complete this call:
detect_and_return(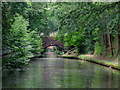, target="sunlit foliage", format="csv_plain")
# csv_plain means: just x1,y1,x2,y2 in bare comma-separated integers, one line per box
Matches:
2,2,120,69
